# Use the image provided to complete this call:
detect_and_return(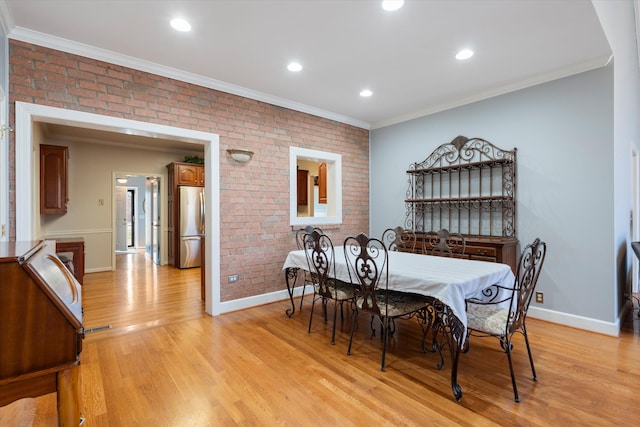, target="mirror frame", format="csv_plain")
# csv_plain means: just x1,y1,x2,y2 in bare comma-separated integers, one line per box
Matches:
289,146,342,226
